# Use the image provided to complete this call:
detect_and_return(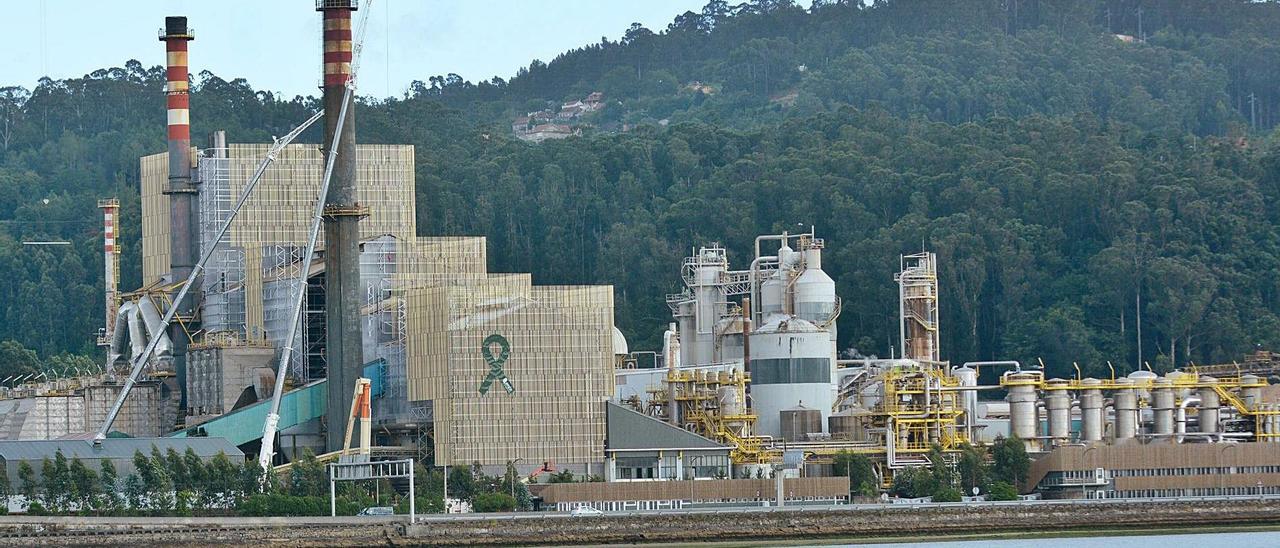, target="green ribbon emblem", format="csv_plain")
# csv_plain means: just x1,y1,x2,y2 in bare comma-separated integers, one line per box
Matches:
478,334,515,395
